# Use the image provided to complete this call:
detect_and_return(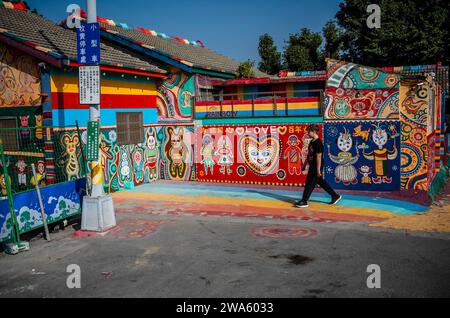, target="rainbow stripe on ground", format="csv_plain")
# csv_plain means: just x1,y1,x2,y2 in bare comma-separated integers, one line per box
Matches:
112,182,428,223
